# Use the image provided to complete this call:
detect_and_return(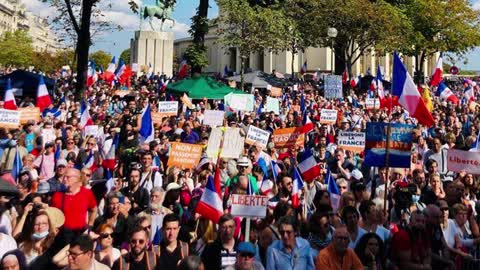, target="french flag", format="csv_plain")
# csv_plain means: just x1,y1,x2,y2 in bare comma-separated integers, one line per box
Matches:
159,78,169,92
326,168,340,212
429,55,443,87
80,101,93,128
350,76,360,88
42,107,61,119
292,167,304,209
139,104,154,143
102,134,118,170
464,85,475,103
376,65,385,99
271,160,281,183
114,58,126,80
177,59,188,79
300,62,307,75
301,110,314,133
391,52,434,127
54,143,61,161
103,56,116,83
105,169,115,194
86,61,97,87
436,82,459,104
470,133,480,152
196,166,223,223
297,149,320,183
146,63,153,79
83,152,97,172
342,65,348,85
36,76,52,111
3,78,17,110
